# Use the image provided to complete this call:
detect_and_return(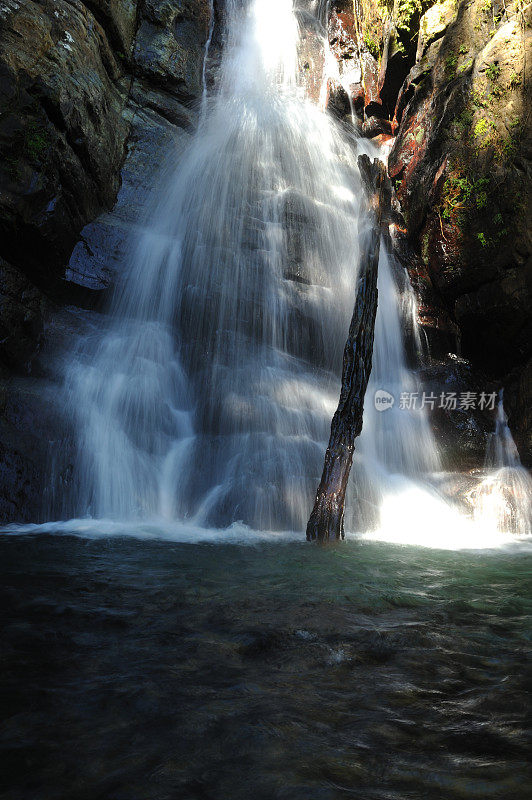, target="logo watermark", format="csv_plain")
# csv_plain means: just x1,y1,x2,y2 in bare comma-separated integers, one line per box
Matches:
374,389,395,412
